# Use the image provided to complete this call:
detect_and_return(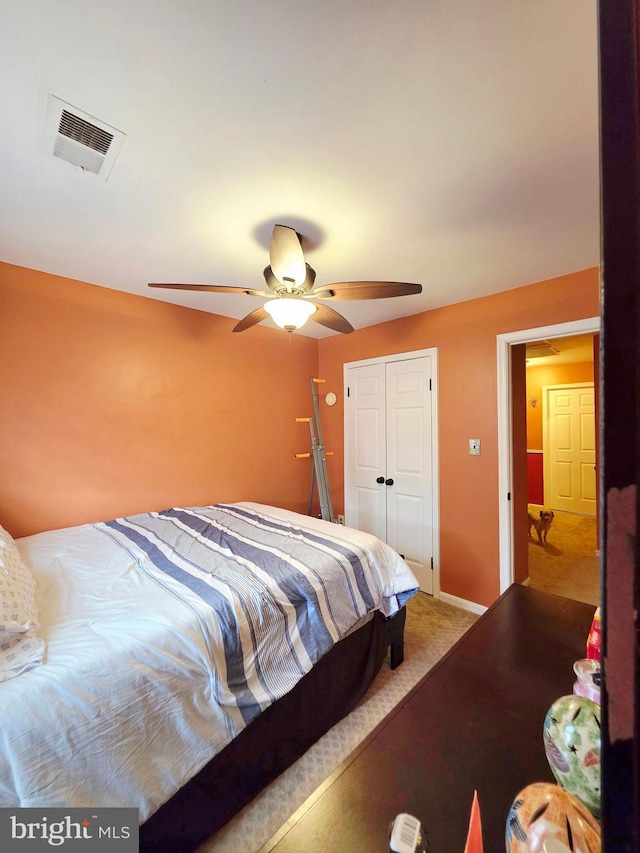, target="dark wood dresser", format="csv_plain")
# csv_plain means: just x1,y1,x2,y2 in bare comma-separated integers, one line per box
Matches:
260,584,596,853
